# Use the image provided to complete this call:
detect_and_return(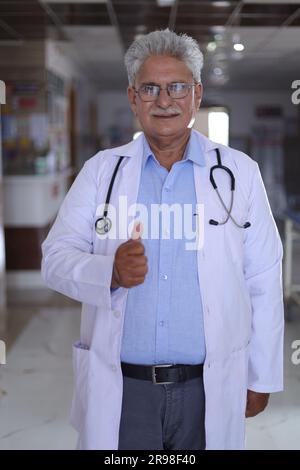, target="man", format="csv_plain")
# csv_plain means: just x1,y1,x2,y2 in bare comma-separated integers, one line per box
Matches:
41,29,284,450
